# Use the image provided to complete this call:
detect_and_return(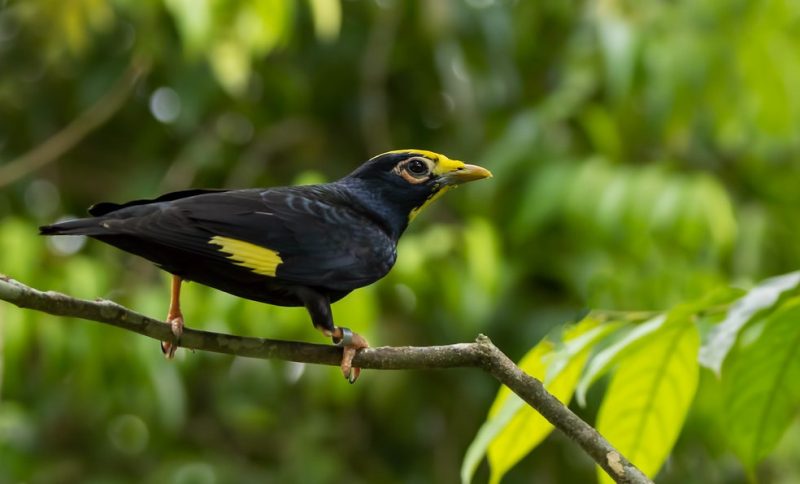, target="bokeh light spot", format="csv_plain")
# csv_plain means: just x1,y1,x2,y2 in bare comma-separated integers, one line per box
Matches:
46,216,87,255
107,414,149,456
149,87,182,123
